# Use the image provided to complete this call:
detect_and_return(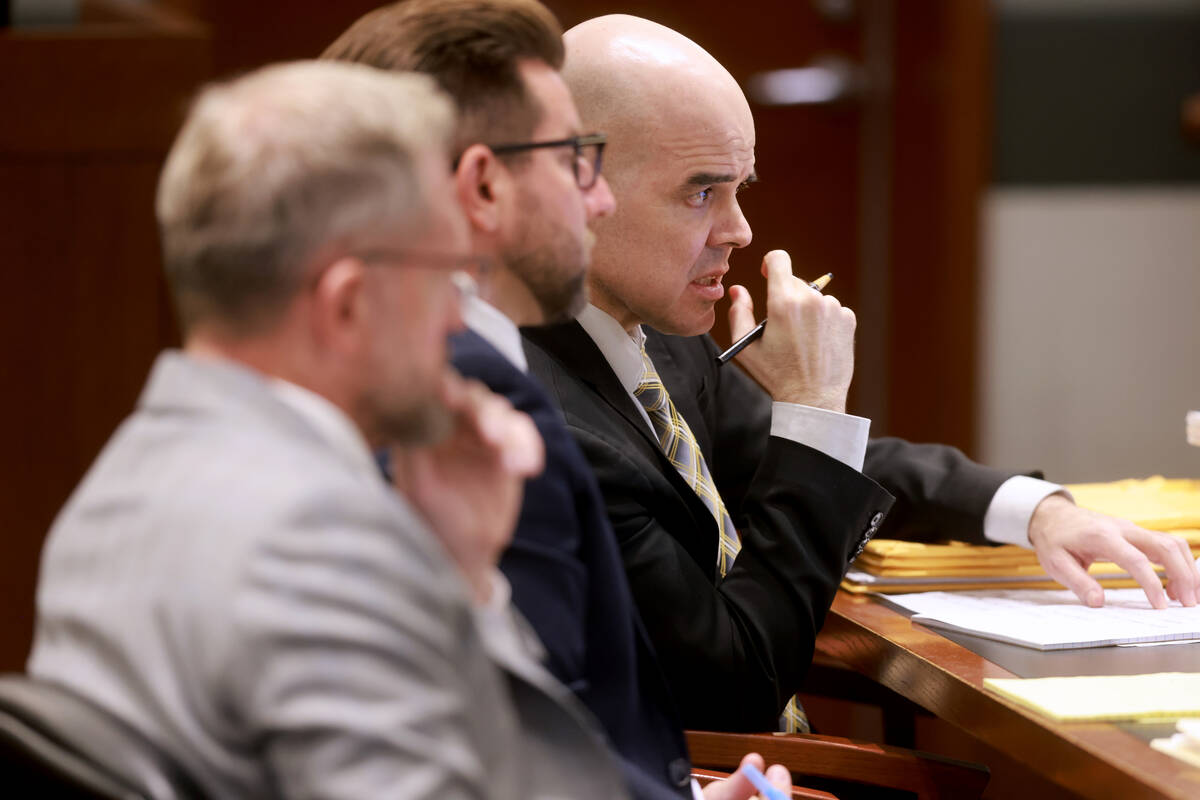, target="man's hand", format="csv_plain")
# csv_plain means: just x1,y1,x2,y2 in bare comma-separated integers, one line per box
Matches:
728,249,855,412
390,369,544,604
1029,493,1200,608
701,753,792,800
